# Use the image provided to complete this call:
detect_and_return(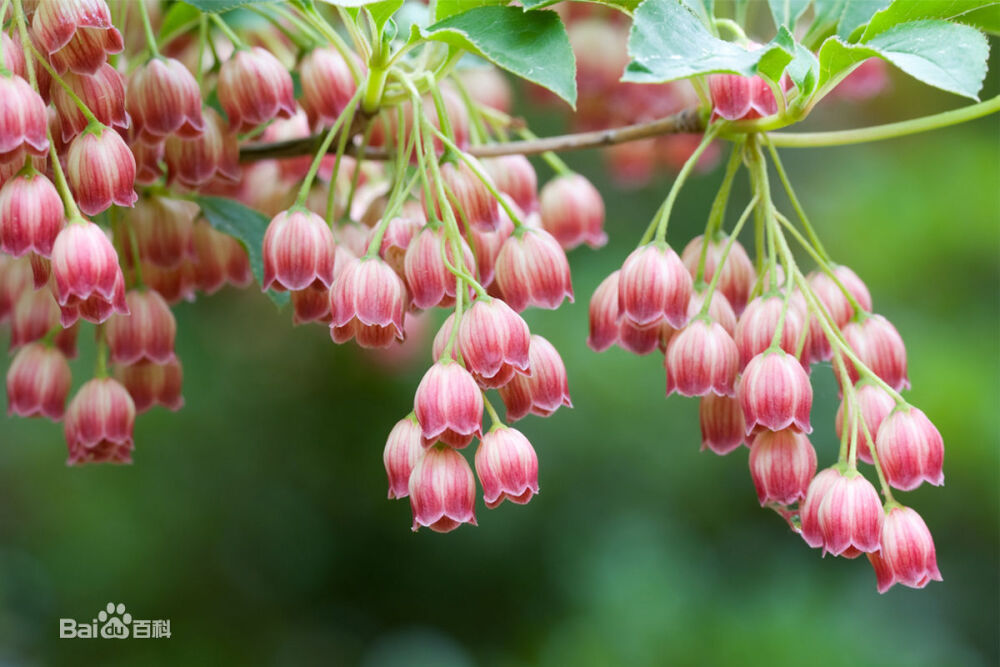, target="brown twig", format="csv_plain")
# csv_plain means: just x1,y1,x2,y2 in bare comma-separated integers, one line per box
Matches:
238,107,706,163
